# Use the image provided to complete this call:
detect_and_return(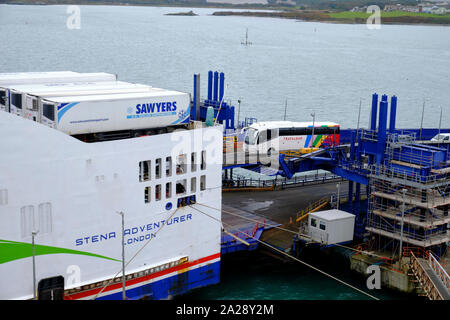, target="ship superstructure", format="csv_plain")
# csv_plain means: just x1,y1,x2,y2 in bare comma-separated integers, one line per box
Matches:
0,104,223,299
